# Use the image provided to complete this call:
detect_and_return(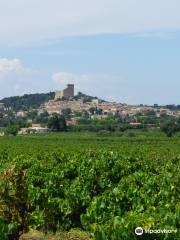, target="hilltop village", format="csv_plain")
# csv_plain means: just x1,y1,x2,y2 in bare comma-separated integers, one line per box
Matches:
42,84,180,117
0,84,180,135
